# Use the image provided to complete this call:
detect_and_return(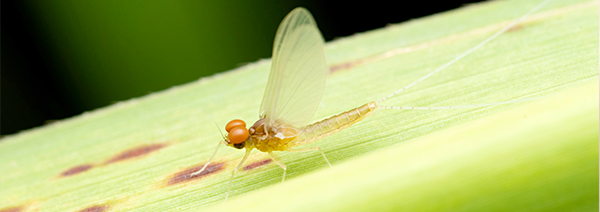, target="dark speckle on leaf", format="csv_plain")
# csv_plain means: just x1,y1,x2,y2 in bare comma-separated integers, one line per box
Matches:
244,159,272,171
0,206,23,212
79,206,108,212
61,164,94,177
106,144,166,164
